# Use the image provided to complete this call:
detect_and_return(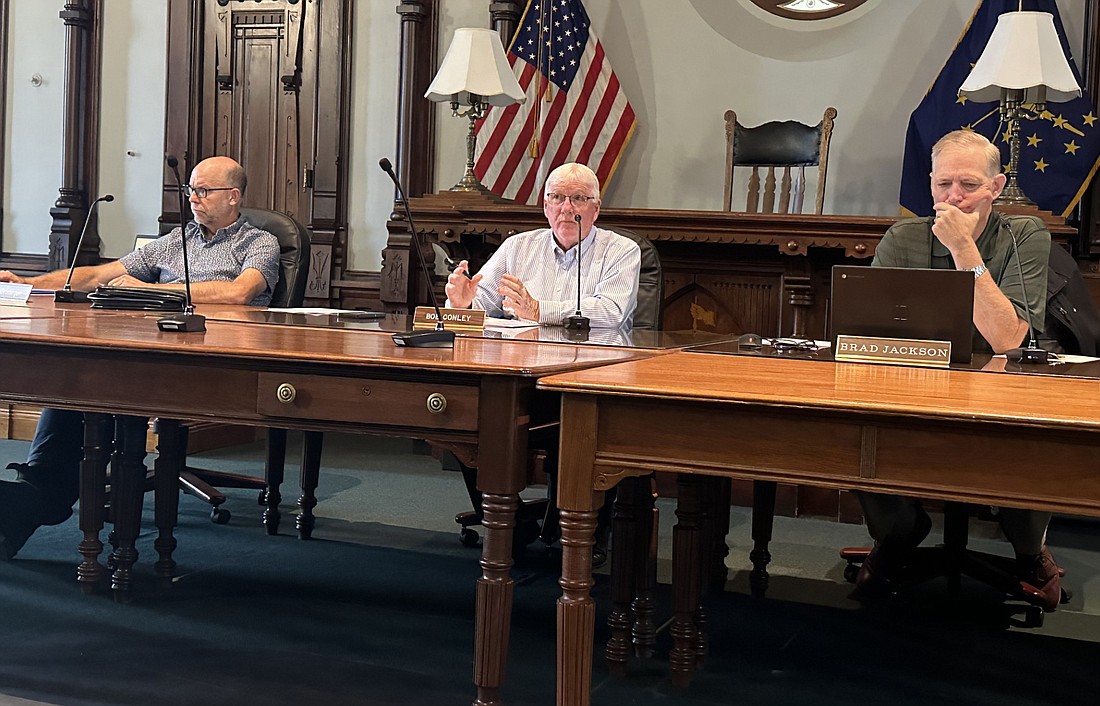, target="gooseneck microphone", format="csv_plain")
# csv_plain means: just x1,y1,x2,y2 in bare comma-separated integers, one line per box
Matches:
55,193,115,302
562,214,591,333
1003,222,1047,364
157,154,206,333
379,157,455,348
